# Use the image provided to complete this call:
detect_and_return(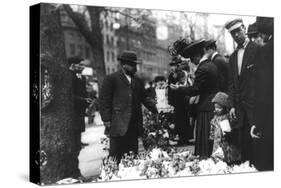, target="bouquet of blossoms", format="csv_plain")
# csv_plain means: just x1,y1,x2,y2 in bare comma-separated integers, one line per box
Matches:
98,147,258,181
142,109,177,150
